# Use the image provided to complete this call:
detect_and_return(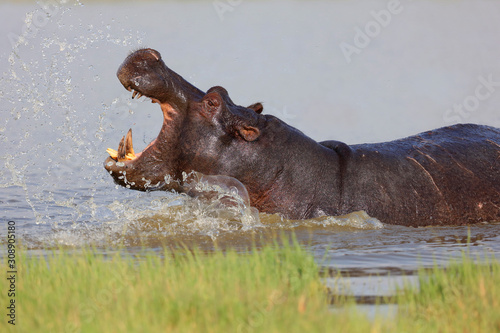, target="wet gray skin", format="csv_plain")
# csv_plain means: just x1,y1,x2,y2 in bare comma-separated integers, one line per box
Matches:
105,48,500,226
